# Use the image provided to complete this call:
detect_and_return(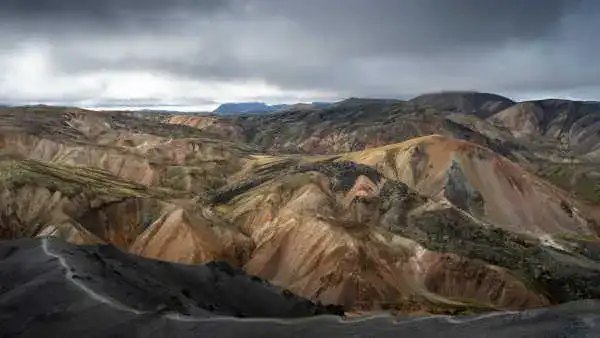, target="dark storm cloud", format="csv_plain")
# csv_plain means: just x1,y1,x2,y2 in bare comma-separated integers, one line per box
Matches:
0,0,229,29
0,0,223,13
255,0,581,54
1,0,600,103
